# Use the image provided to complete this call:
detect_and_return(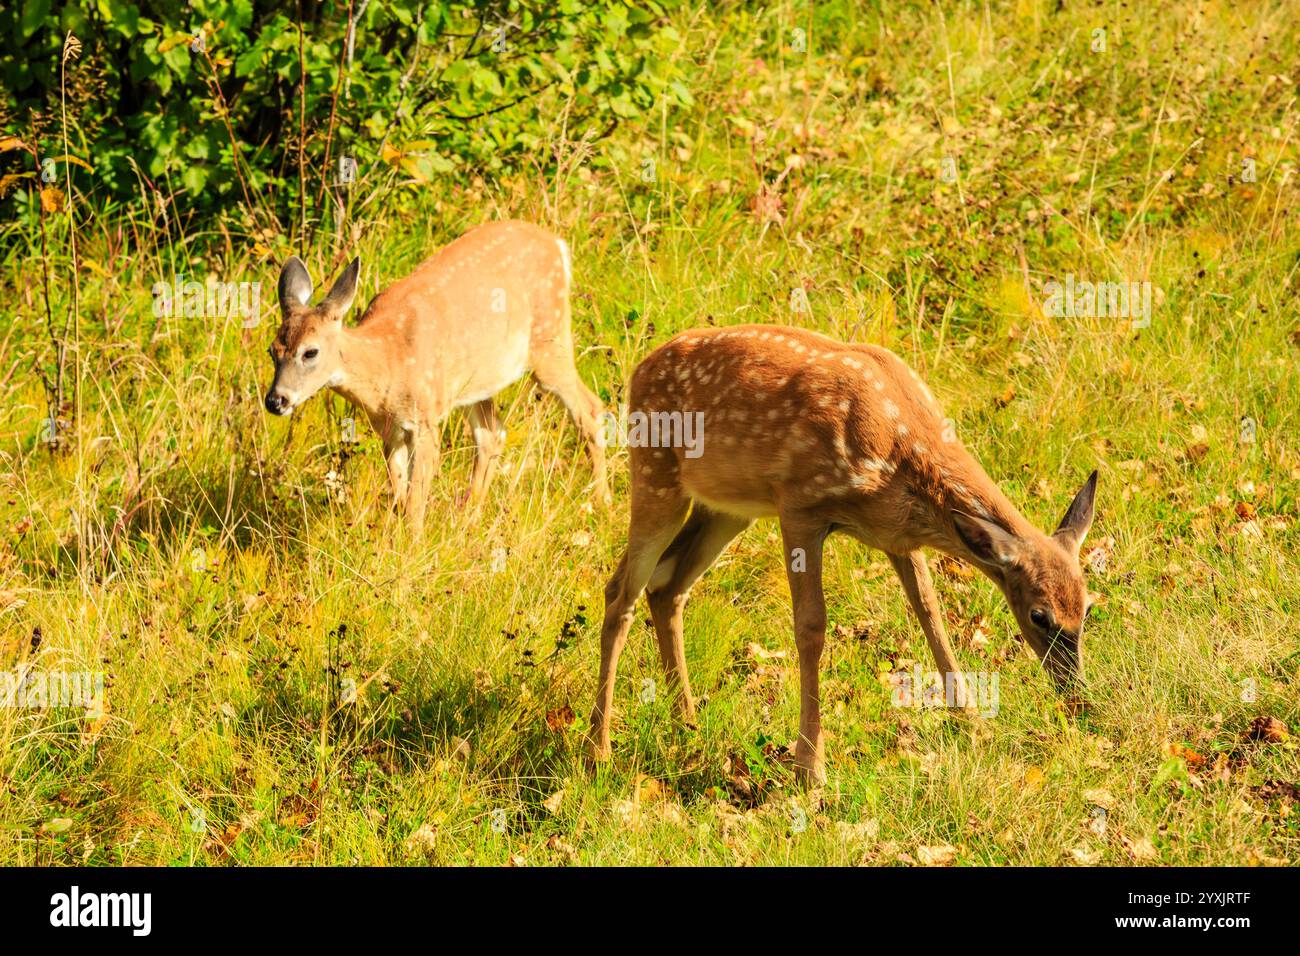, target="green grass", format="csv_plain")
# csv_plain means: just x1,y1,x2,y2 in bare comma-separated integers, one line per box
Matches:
1,0,1298,866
